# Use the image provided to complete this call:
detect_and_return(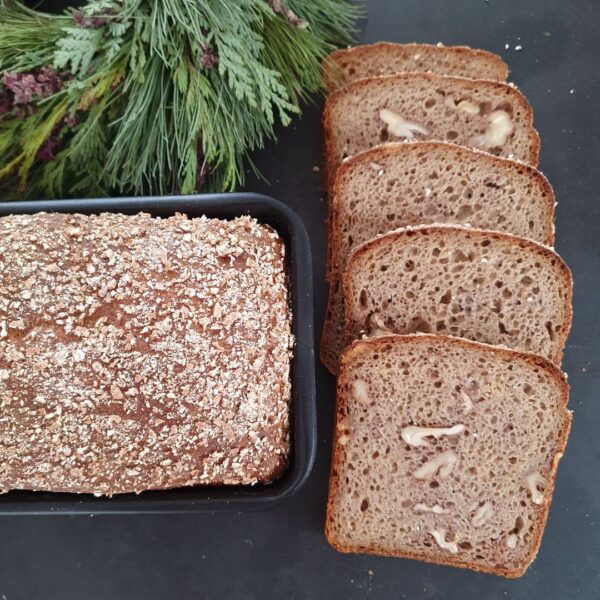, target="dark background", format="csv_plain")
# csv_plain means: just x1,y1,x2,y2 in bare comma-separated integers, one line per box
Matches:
2,1,599,598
